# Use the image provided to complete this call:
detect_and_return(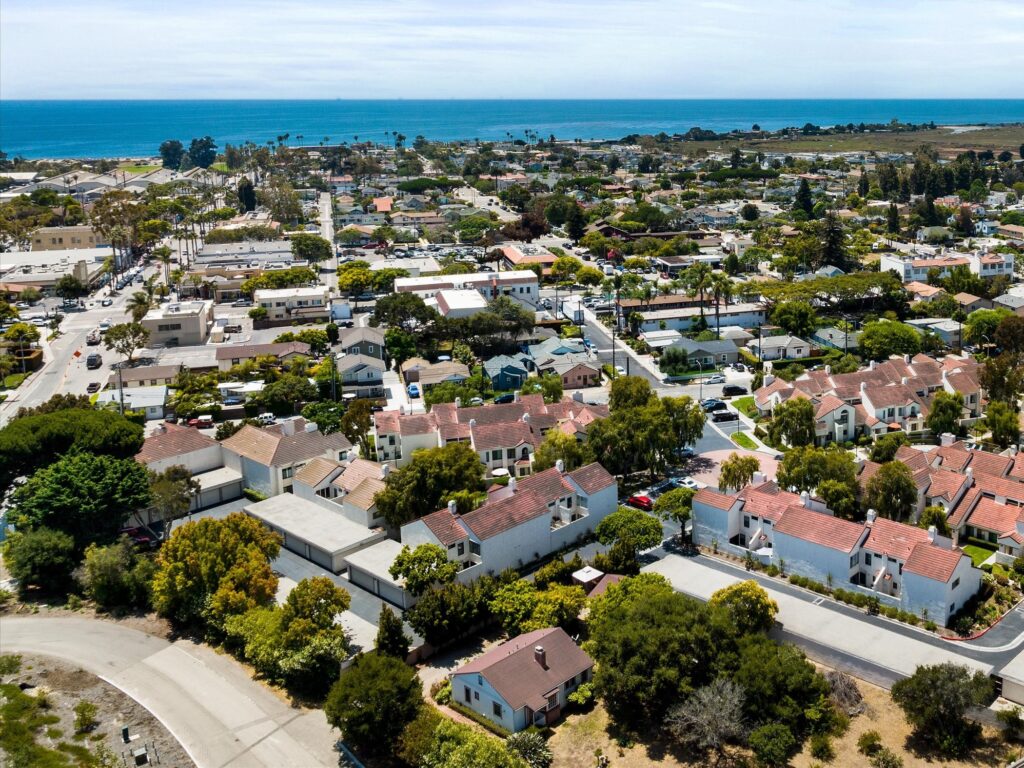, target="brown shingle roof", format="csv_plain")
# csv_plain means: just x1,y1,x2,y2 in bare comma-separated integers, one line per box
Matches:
471,420,535,453
420,507,470,546
294,457,343,486
221,420,352,466
694,487,737,510
214,341,311,361
454,627,593,710
864,518,931,561
460,489,549,540
333,458,384,492
567,463,616,495
136,423,218,465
